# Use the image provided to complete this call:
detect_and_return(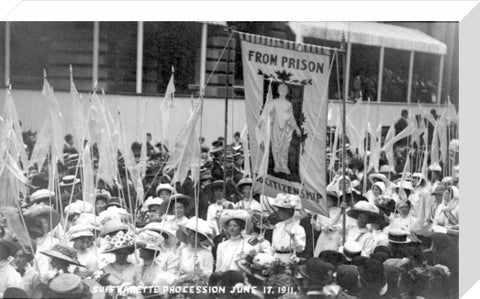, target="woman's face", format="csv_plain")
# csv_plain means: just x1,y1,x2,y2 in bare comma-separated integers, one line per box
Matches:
14,249,30,269
227,220,242,237
73,236,93,252
398,204,410,216
38,217,50,234
372,185,382,197
115,248,130,264
158,190,172,201
187,229,199,247
214,188,223,201
96,199,107,214
139,248,155,261
174,202,185,218
51,257,69,270
241,186,252,198
357,214,369,228
148,205,163,220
